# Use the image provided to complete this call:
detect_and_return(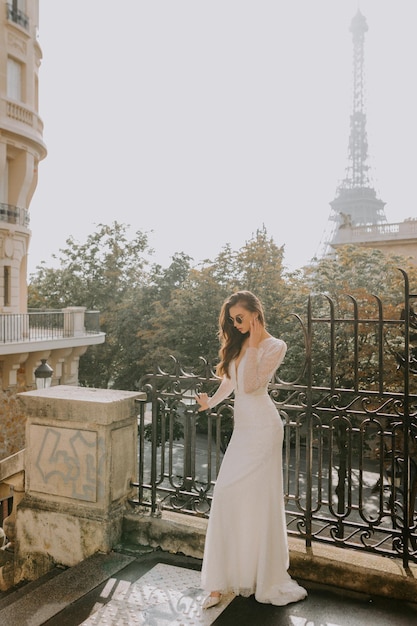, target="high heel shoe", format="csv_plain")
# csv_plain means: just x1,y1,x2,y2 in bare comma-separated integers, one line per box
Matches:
202,593,222,609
